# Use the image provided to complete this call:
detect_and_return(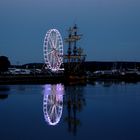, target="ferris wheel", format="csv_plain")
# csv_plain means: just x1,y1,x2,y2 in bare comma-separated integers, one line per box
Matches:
43,29,63,72
43,84,64,126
